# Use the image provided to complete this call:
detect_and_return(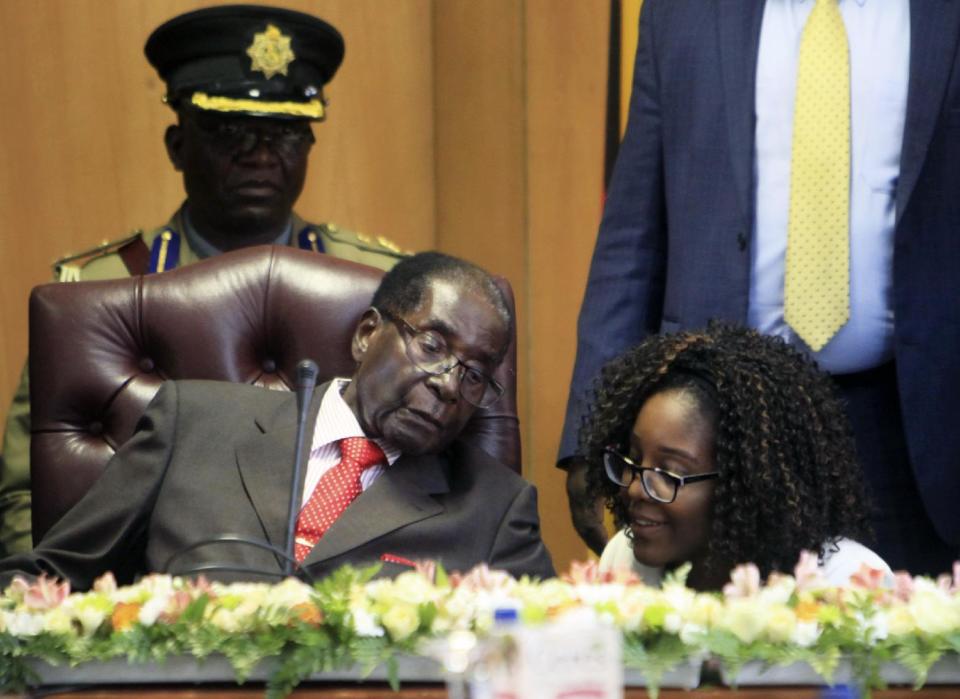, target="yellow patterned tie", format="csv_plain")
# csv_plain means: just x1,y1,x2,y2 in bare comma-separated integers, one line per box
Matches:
784,0,850,351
